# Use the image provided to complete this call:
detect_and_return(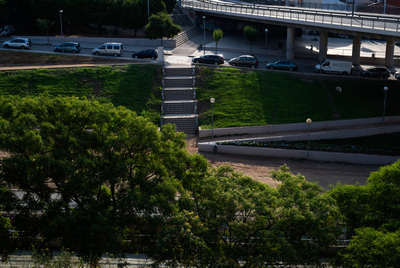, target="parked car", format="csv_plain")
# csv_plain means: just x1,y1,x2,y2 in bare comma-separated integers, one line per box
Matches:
192,54,224,65
3,38,31,49
266,60,298,71
360,67,390,79
54,42,81,53
132,49,158,59
394,71,400,80
228,55,258,68
92,43,123,56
